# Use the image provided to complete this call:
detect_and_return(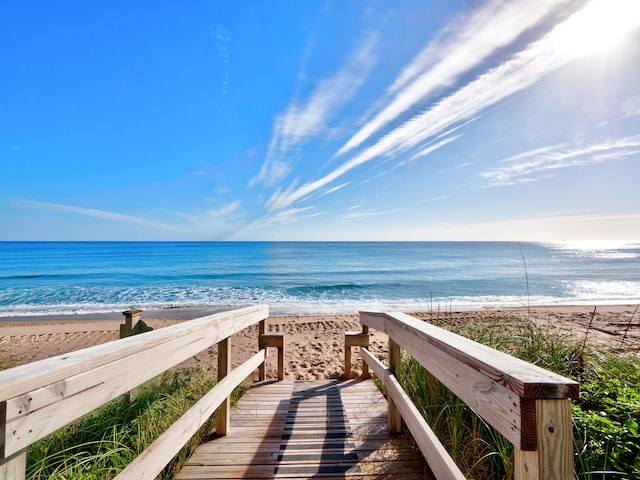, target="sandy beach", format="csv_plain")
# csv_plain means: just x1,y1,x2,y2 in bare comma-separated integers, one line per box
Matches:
0,305,638,379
